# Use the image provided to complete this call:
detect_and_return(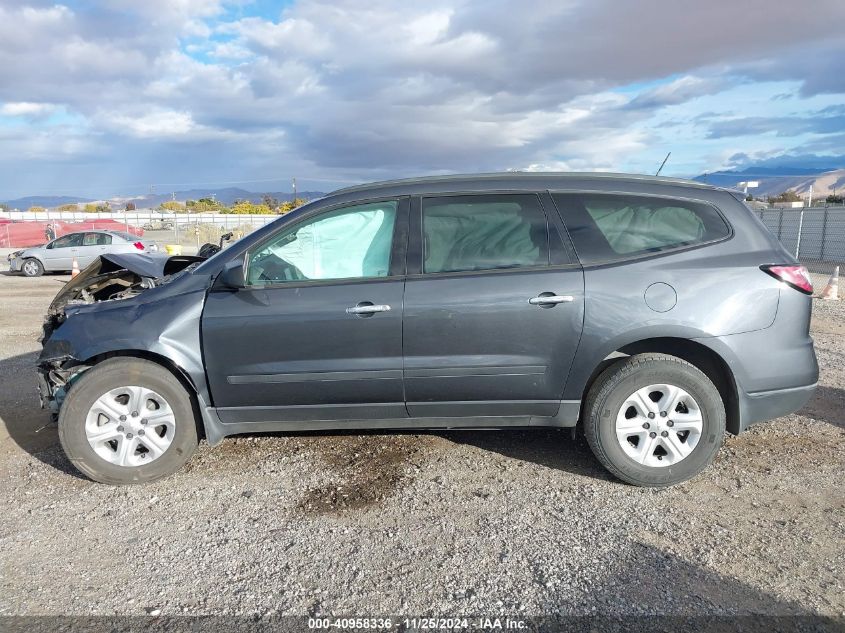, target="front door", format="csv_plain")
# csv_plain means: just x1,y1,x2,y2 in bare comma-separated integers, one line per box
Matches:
202,198,409,423
402,193,585,418
42,232,83,270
